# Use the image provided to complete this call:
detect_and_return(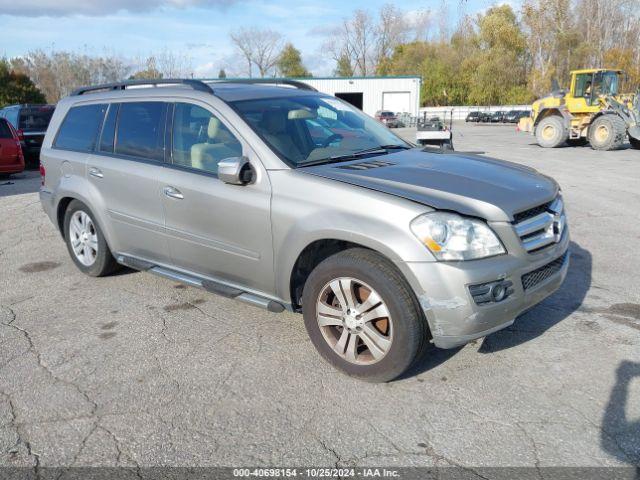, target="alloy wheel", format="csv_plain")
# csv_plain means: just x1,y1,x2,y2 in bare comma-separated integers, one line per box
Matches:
316,277,393,365
69,210,98,267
